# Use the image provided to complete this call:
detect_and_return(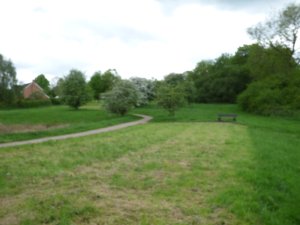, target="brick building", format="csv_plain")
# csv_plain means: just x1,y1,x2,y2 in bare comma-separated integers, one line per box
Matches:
23,81,49,100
